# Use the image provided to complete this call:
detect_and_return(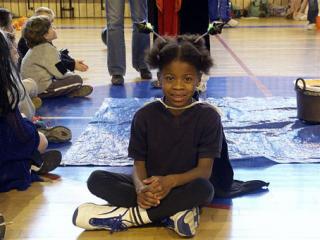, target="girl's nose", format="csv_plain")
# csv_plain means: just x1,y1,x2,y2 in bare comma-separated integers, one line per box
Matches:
172,79,184,89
